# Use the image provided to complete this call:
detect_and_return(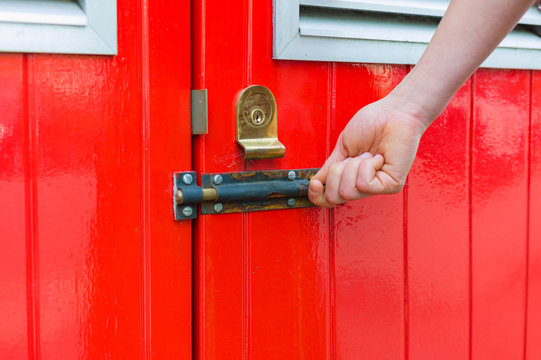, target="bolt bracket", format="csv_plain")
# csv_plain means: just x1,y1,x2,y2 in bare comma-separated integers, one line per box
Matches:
173,171,199,220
